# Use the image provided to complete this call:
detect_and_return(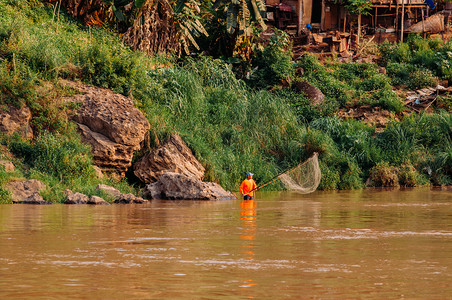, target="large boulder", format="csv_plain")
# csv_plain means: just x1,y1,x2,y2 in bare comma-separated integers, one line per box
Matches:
114,193,148,204
64,192,89,204
66,81,150,176
293,81,325,105
143,172,236,201
0,106,33,139
63,189,110,205
95,184,122,199
134,134,205,183
5,179,51,204
95,184,148,204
